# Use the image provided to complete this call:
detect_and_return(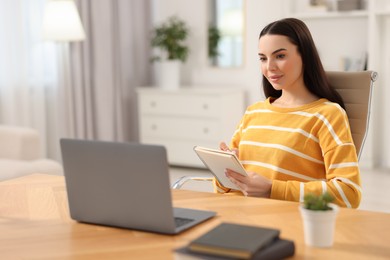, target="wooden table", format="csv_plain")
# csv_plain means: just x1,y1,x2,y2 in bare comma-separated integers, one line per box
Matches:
0,174,389,259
